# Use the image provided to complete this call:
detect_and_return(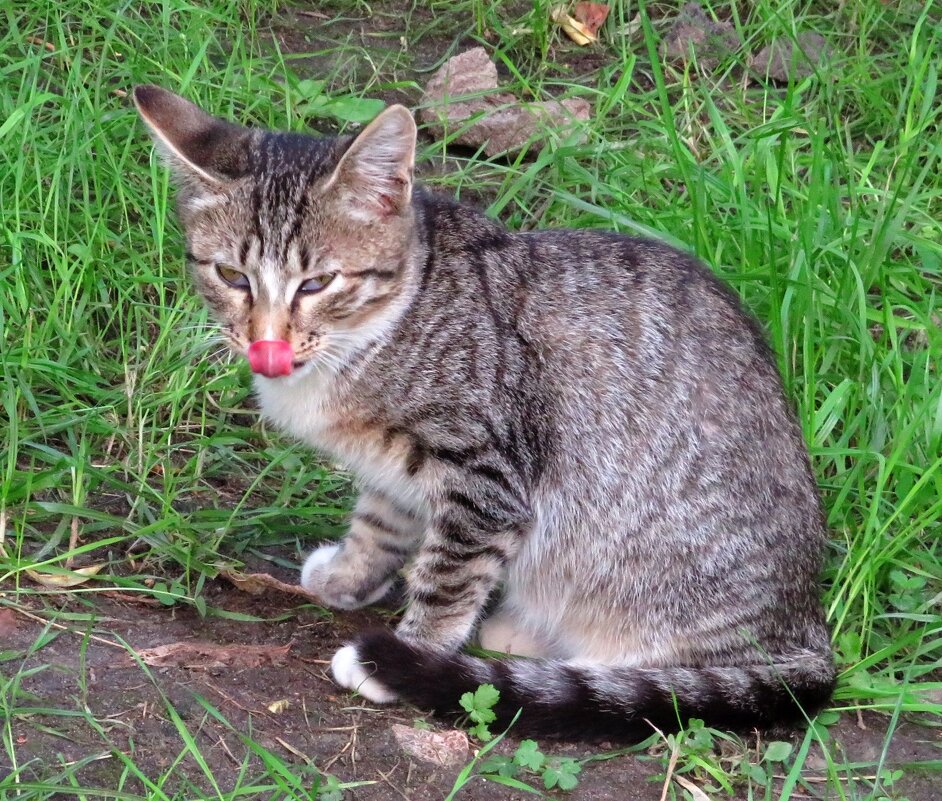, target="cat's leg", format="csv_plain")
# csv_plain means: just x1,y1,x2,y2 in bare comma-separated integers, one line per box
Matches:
394,485,530,651
331,517,525,702
330,471,531,701
301,487,422,610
